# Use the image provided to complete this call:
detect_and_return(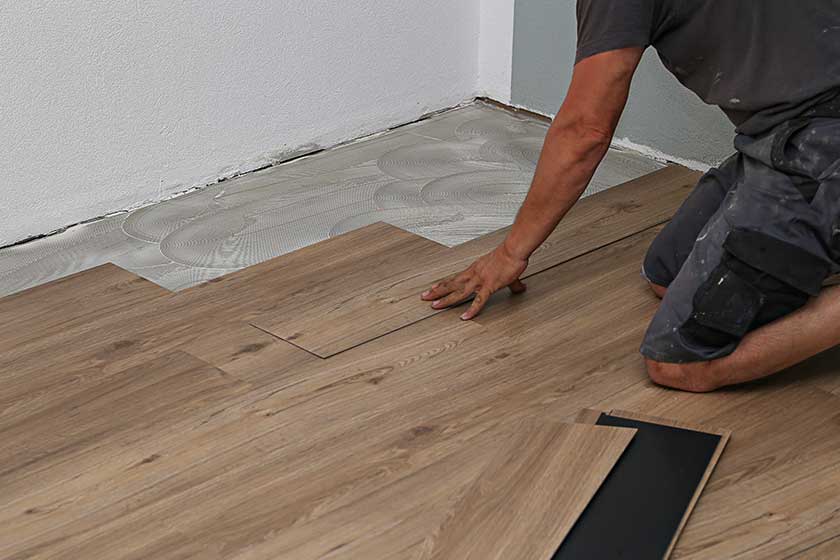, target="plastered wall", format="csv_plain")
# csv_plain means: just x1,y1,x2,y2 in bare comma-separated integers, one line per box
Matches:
0,1,481,246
